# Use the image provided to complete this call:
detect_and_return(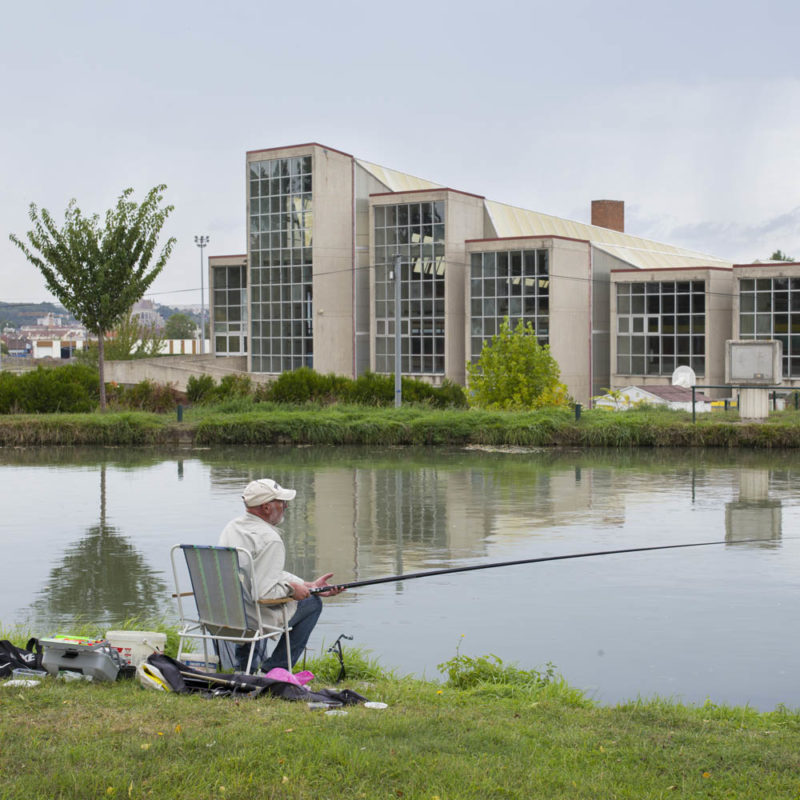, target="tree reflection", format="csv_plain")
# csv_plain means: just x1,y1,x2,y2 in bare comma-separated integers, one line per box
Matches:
28,463,169,629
